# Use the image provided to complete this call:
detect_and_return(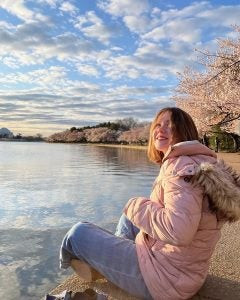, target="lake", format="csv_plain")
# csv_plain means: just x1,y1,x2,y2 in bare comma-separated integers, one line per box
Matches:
0,142,159,300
